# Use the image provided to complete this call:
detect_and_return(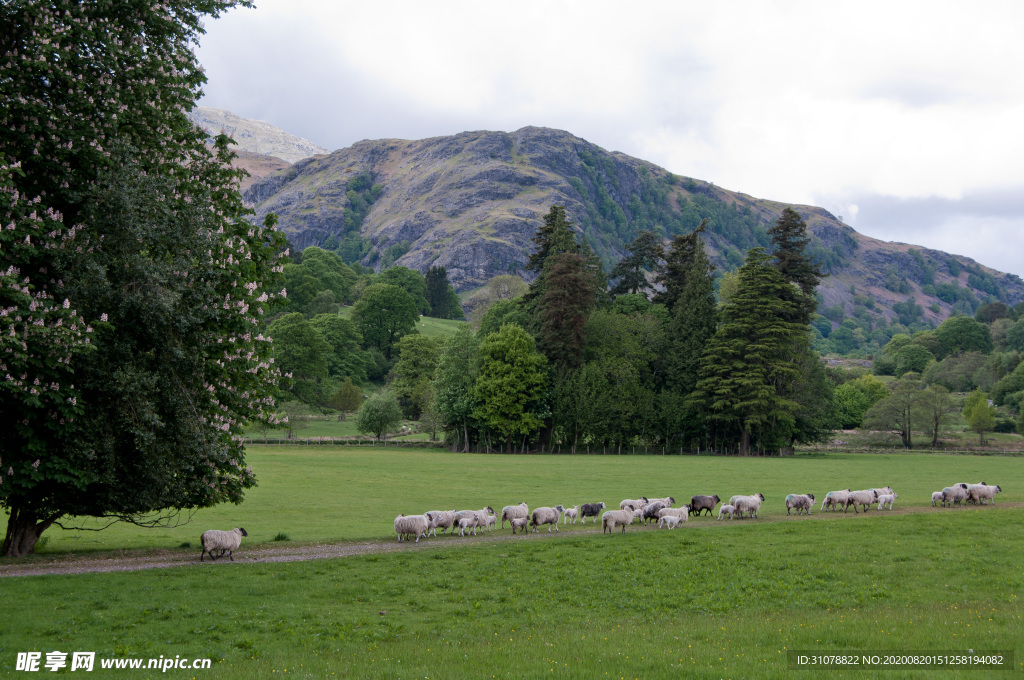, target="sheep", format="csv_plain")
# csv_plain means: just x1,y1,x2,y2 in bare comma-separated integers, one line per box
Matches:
646,496,676,508
931,491,943,506
563,505,580,524
941,485,968,507
968,484,1002,505
530,505,565,532
821,489,851,513
456,506,495,530
641,501,668,524
877,492,899,510
717,504,736,520
870,486,895,497
425,510,457,535
579,502,605,523
657,515,684,529
962,482,989,504
485,513,497,530
785,493,815,515
510,517,529,535
730,494,764,517
394,515,430,543
631,507,646,523
200,527,247,562
620,497,648,511
689,495,720,517
845,489,878,513
657,507,690,523
734,493,765,518
457,516,480,537
500,502,529,529
602,508,634,534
